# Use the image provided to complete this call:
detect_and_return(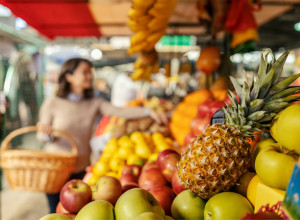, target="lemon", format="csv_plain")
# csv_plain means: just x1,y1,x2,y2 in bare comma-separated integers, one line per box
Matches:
148,153,159,162
135,144,152,159
109,157,126,172
116,147,134,160
106,171,119,179
87,174,100,185
271,104,300,154
93,161,109,177
127,154,142,165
